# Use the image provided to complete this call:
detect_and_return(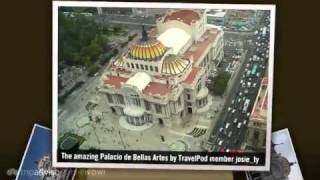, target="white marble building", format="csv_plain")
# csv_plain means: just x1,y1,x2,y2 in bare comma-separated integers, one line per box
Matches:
98,9,224,130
